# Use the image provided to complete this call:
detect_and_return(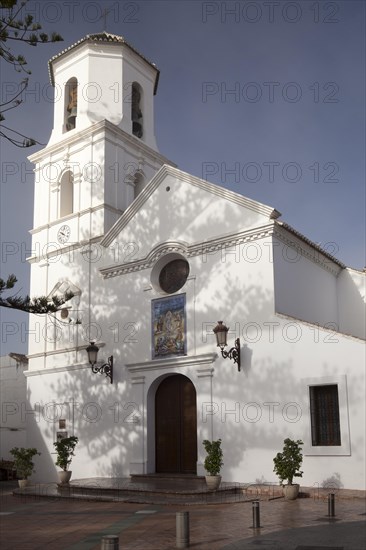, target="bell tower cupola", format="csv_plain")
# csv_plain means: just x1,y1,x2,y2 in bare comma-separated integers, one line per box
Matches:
48,32,159,149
